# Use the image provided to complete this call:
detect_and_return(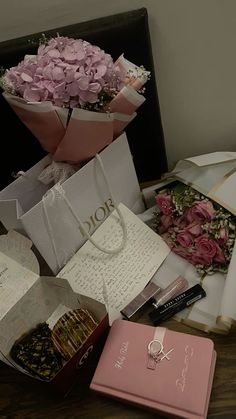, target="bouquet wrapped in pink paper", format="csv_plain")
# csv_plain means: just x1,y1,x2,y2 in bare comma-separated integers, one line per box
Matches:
154,181,236,276
1,35,150,164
